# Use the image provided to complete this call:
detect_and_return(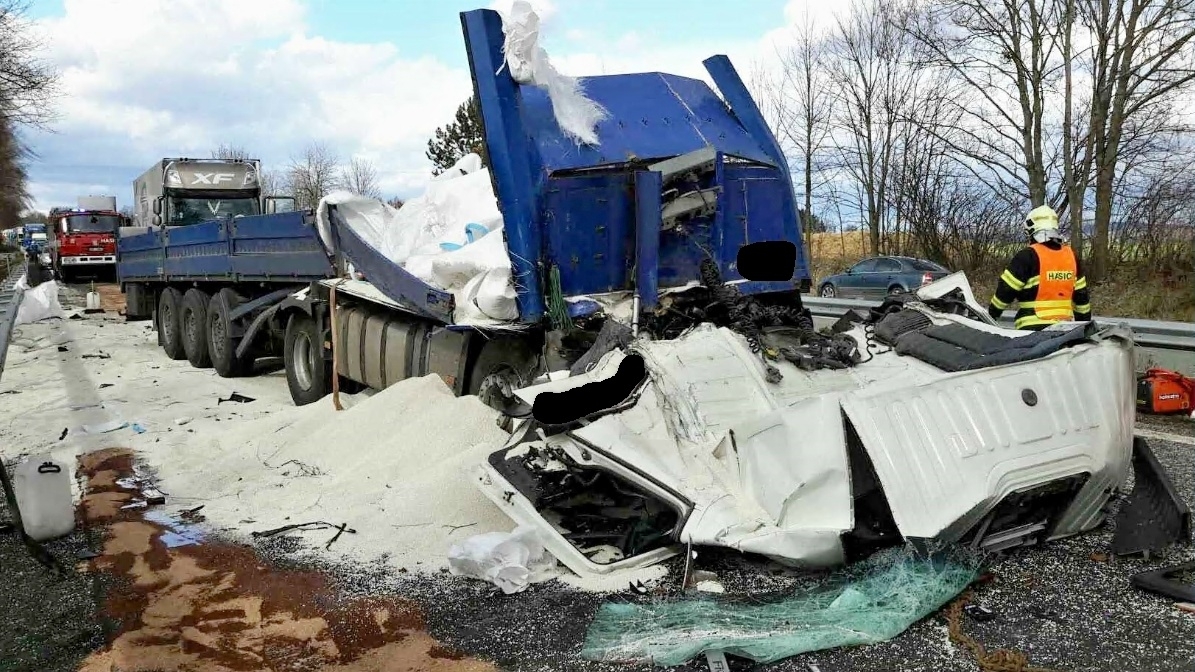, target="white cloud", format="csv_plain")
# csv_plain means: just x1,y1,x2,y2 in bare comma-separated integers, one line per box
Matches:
24,0,809,211
27,0,471,208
